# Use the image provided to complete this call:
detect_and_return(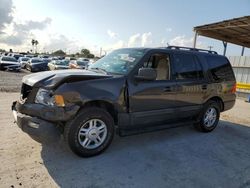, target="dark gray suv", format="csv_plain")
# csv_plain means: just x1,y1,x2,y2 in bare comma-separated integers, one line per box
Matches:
12,46,236,157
